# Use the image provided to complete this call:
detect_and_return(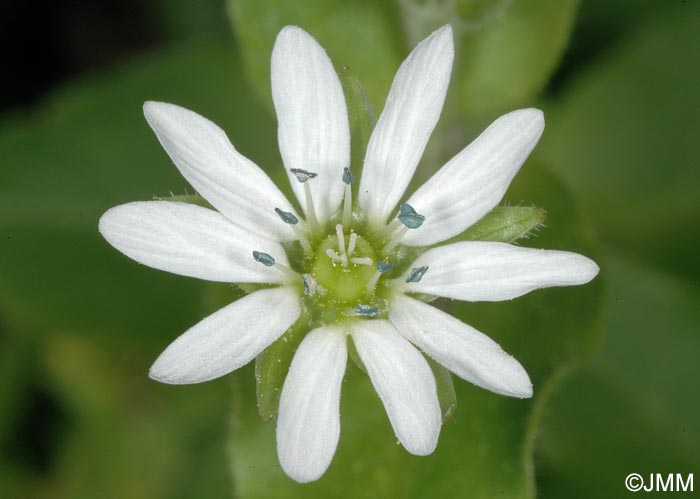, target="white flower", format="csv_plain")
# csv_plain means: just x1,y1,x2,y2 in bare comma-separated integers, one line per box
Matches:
98,25,599,483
